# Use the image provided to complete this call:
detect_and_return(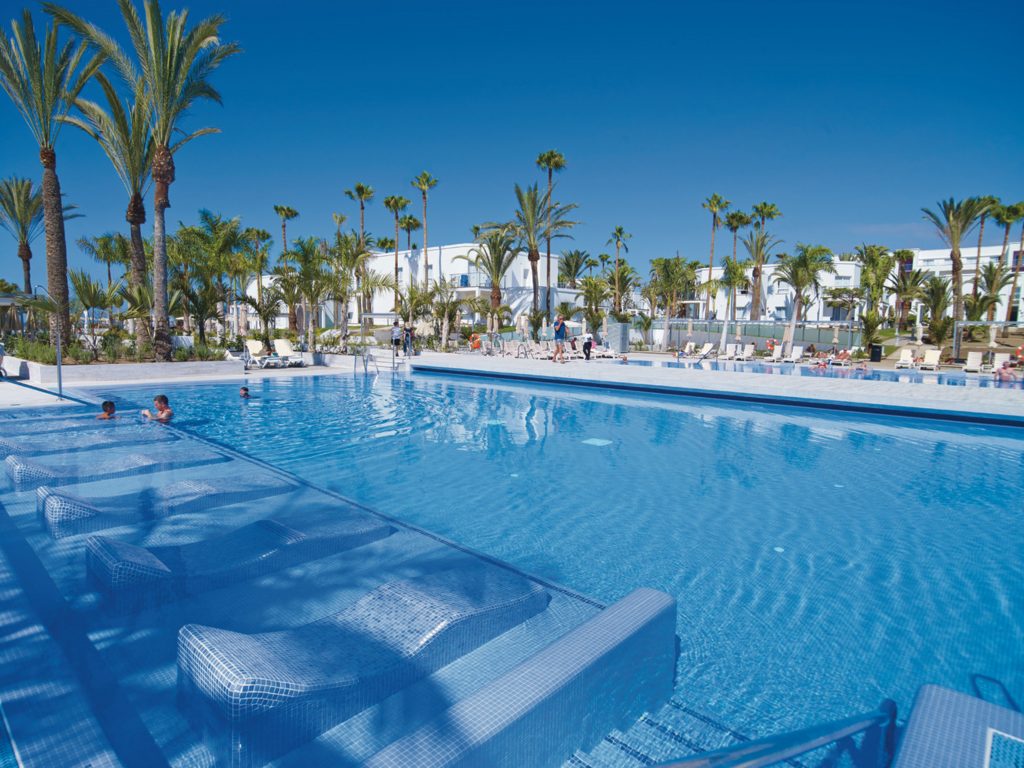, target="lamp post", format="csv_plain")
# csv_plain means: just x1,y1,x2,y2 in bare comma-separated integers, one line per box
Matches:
34,285,63,401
